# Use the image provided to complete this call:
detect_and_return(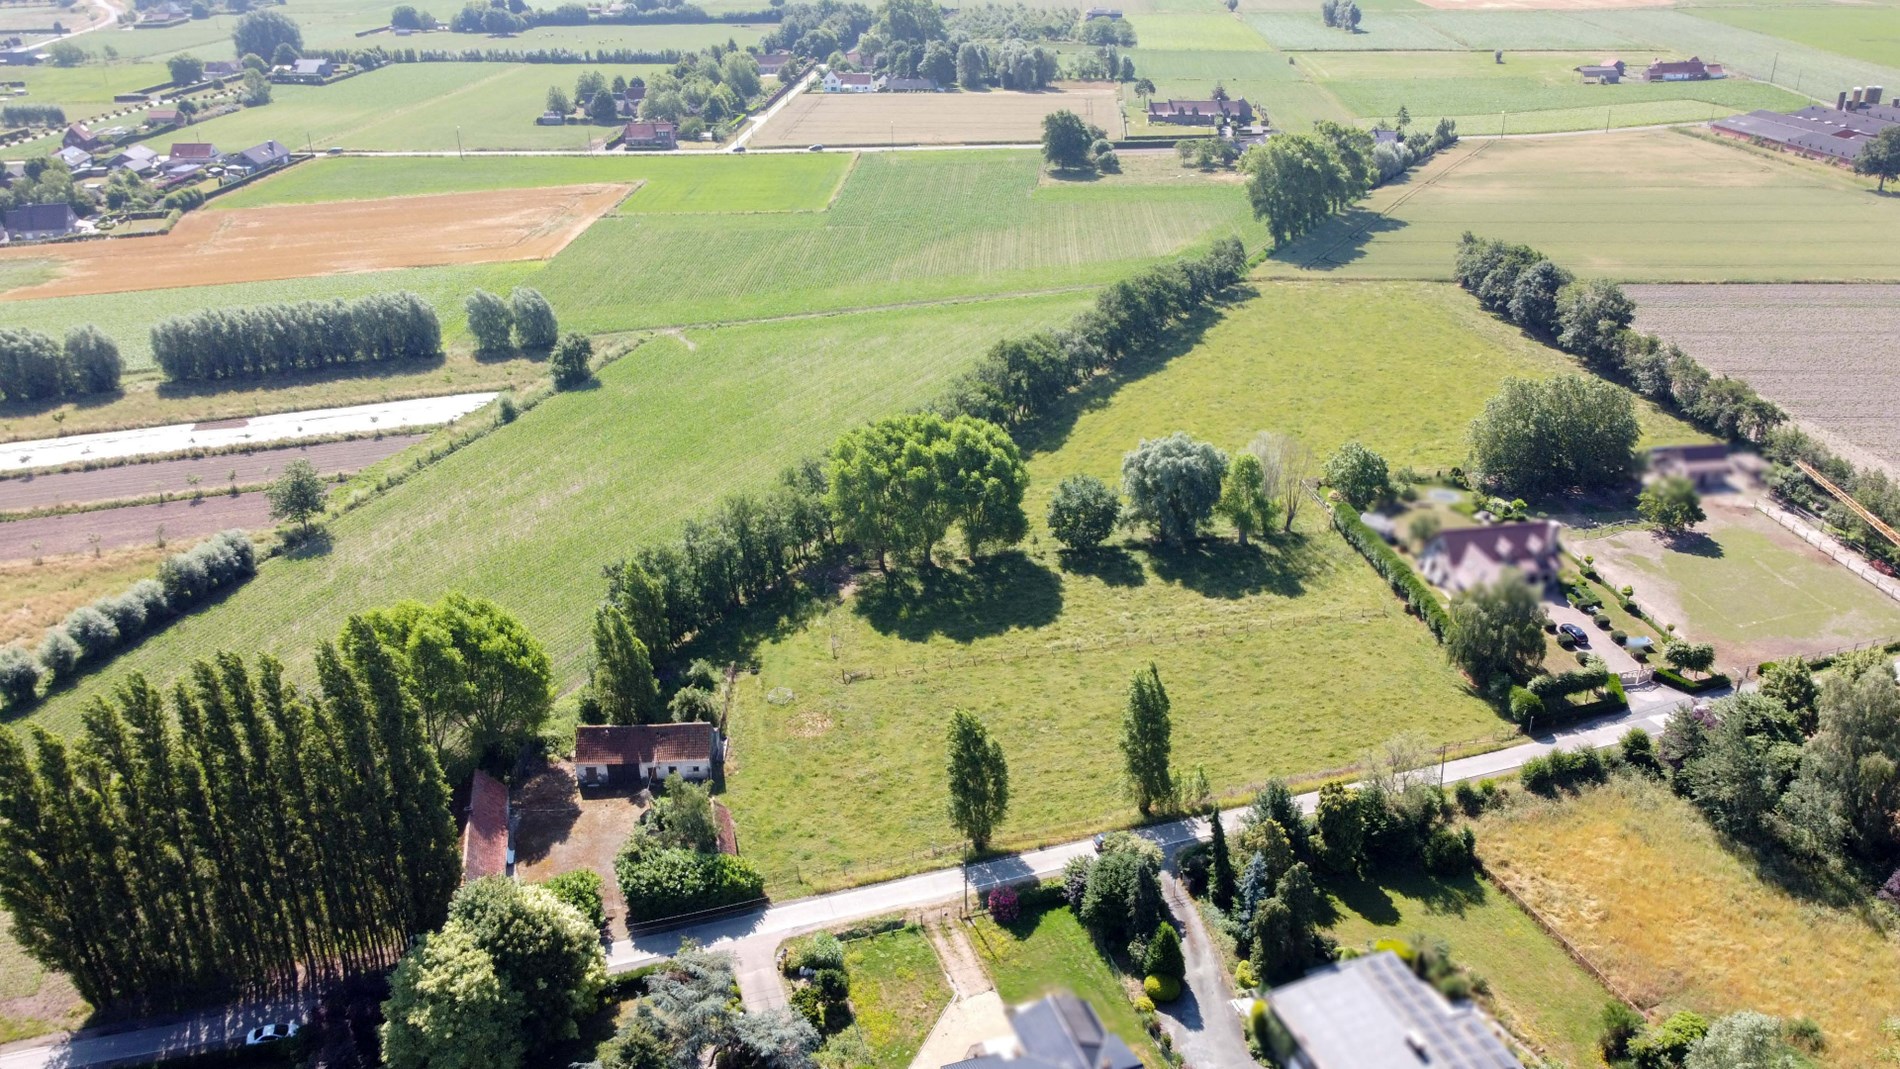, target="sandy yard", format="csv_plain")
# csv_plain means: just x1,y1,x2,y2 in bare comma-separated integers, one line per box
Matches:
752,83,1123,148
0,183,632,301
513,760,646,940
